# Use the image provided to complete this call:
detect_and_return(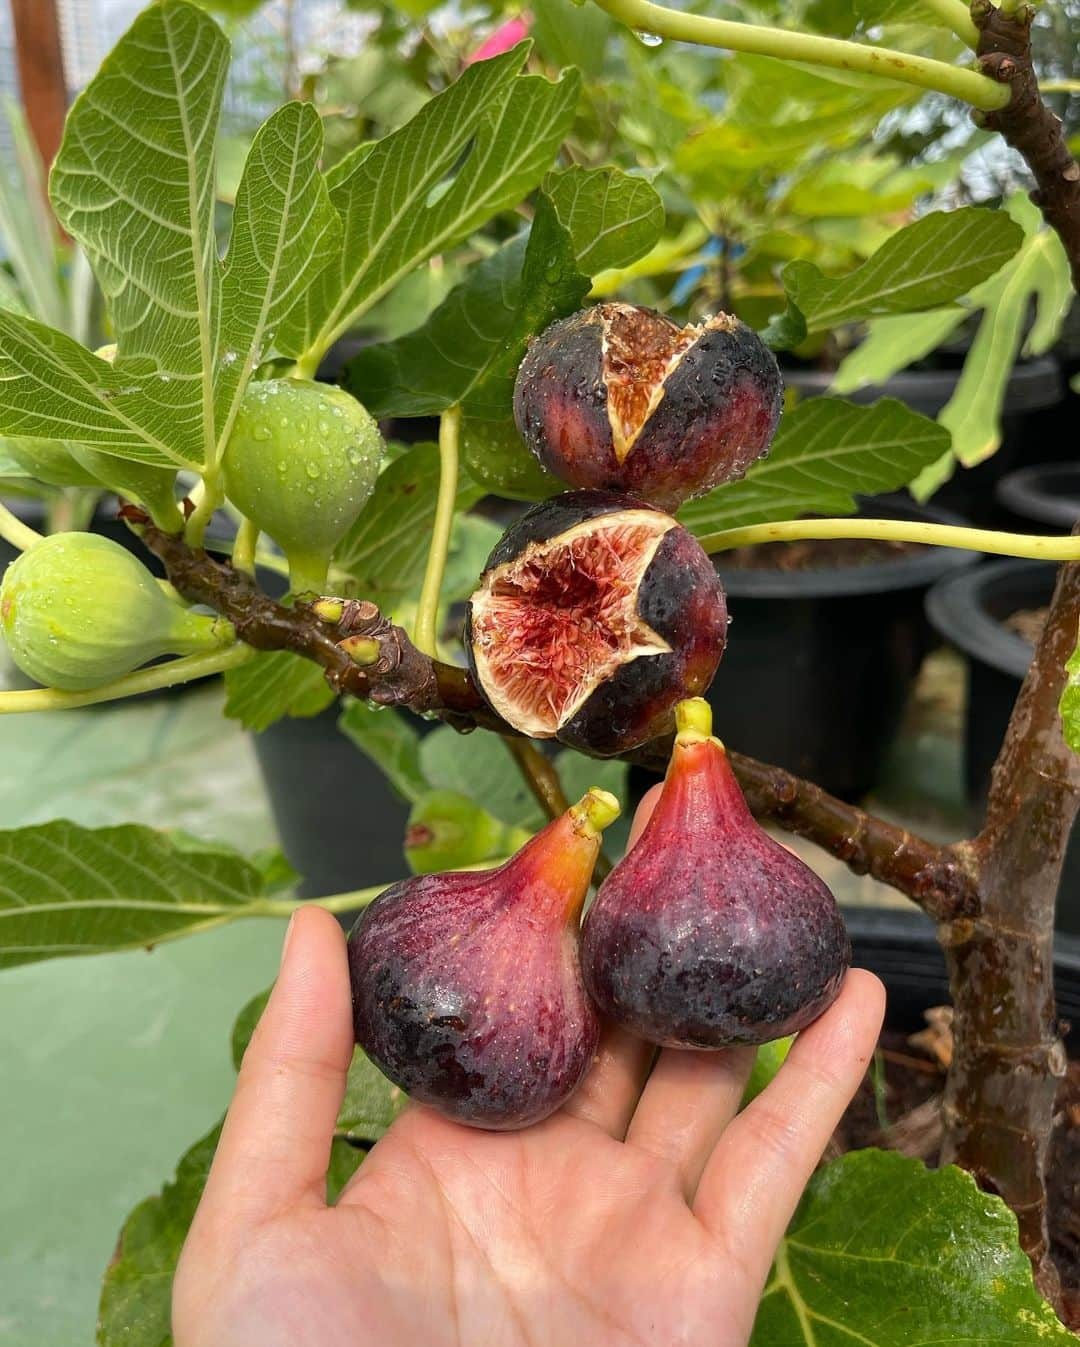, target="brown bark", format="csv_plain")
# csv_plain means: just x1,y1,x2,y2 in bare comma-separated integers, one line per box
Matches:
940,555,1080,1301
973,0,1080,288
10,0,67,171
